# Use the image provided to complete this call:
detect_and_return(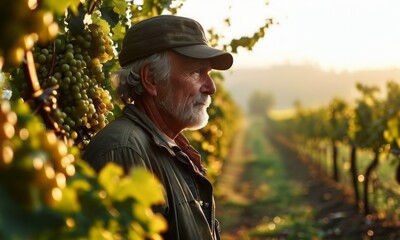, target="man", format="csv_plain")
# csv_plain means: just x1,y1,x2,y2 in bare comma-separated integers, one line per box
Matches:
82,15,233,240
